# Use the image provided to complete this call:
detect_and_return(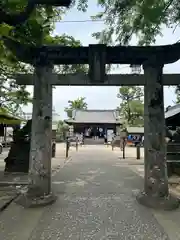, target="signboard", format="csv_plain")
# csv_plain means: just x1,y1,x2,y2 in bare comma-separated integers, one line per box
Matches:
69,125,74,137
107,129,114,142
